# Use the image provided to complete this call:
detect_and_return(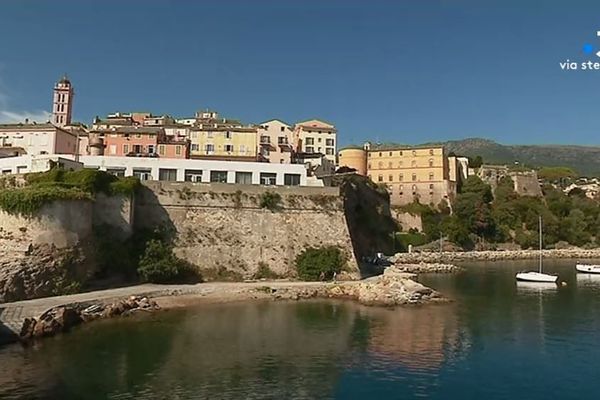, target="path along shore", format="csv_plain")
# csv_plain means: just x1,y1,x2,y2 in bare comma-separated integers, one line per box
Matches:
0,267,446,345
